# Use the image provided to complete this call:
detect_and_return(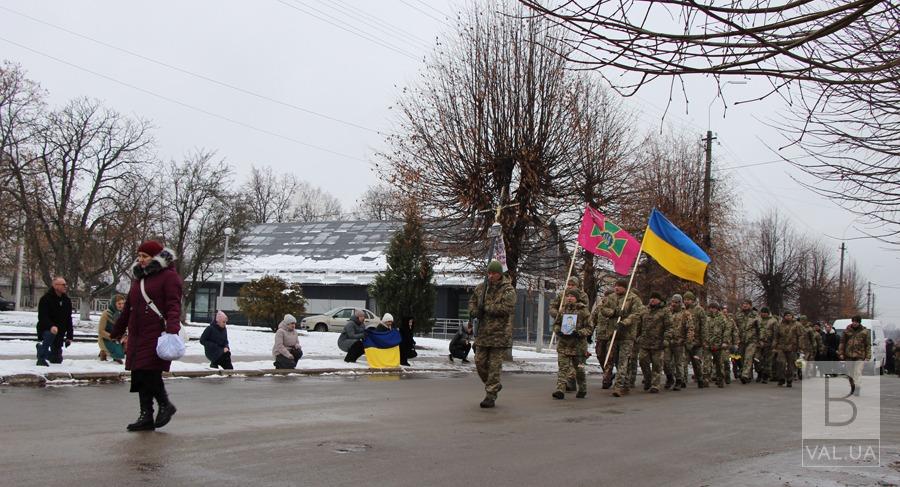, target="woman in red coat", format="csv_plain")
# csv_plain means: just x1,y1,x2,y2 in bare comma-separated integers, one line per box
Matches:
110,240,183,432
